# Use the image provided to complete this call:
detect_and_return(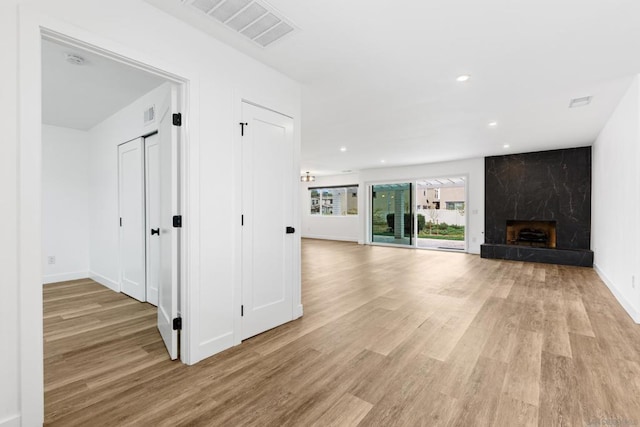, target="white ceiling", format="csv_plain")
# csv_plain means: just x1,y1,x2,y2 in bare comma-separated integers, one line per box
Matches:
149,0,640,175
42,39,167,130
